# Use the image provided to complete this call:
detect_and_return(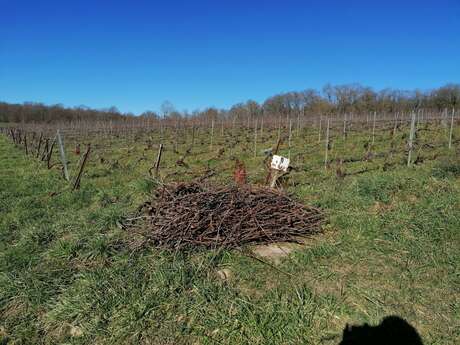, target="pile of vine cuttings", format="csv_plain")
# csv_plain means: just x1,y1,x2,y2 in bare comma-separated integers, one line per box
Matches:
125,182,323,250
